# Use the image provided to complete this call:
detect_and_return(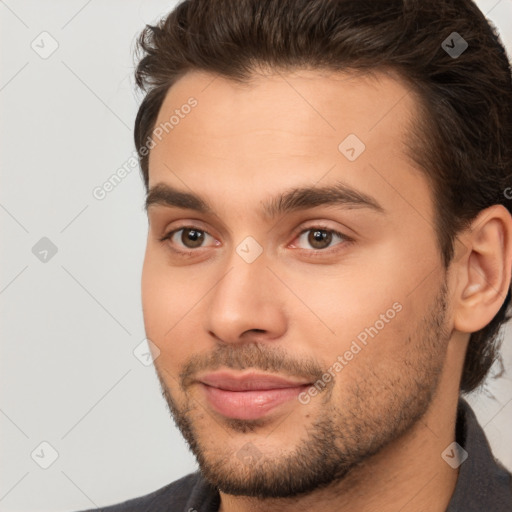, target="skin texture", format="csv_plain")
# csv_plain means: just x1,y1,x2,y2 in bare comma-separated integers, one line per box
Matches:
141,69,512,512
